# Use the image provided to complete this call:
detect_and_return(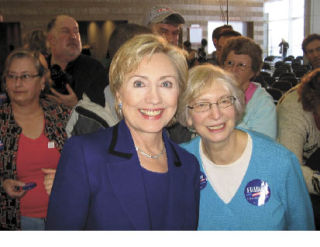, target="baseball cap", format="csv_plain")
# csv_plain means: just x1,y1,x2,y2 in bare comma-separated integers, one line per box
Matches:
145,6,185,25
